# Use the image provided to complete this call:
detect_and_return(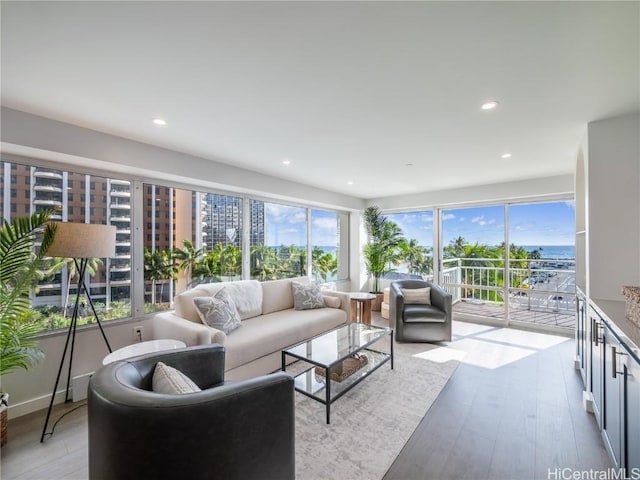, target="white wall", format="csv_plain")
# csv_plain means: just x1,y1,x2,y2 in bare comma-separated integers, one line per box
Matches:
0,107,365,212
2,317,154,418
587,112,640,301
